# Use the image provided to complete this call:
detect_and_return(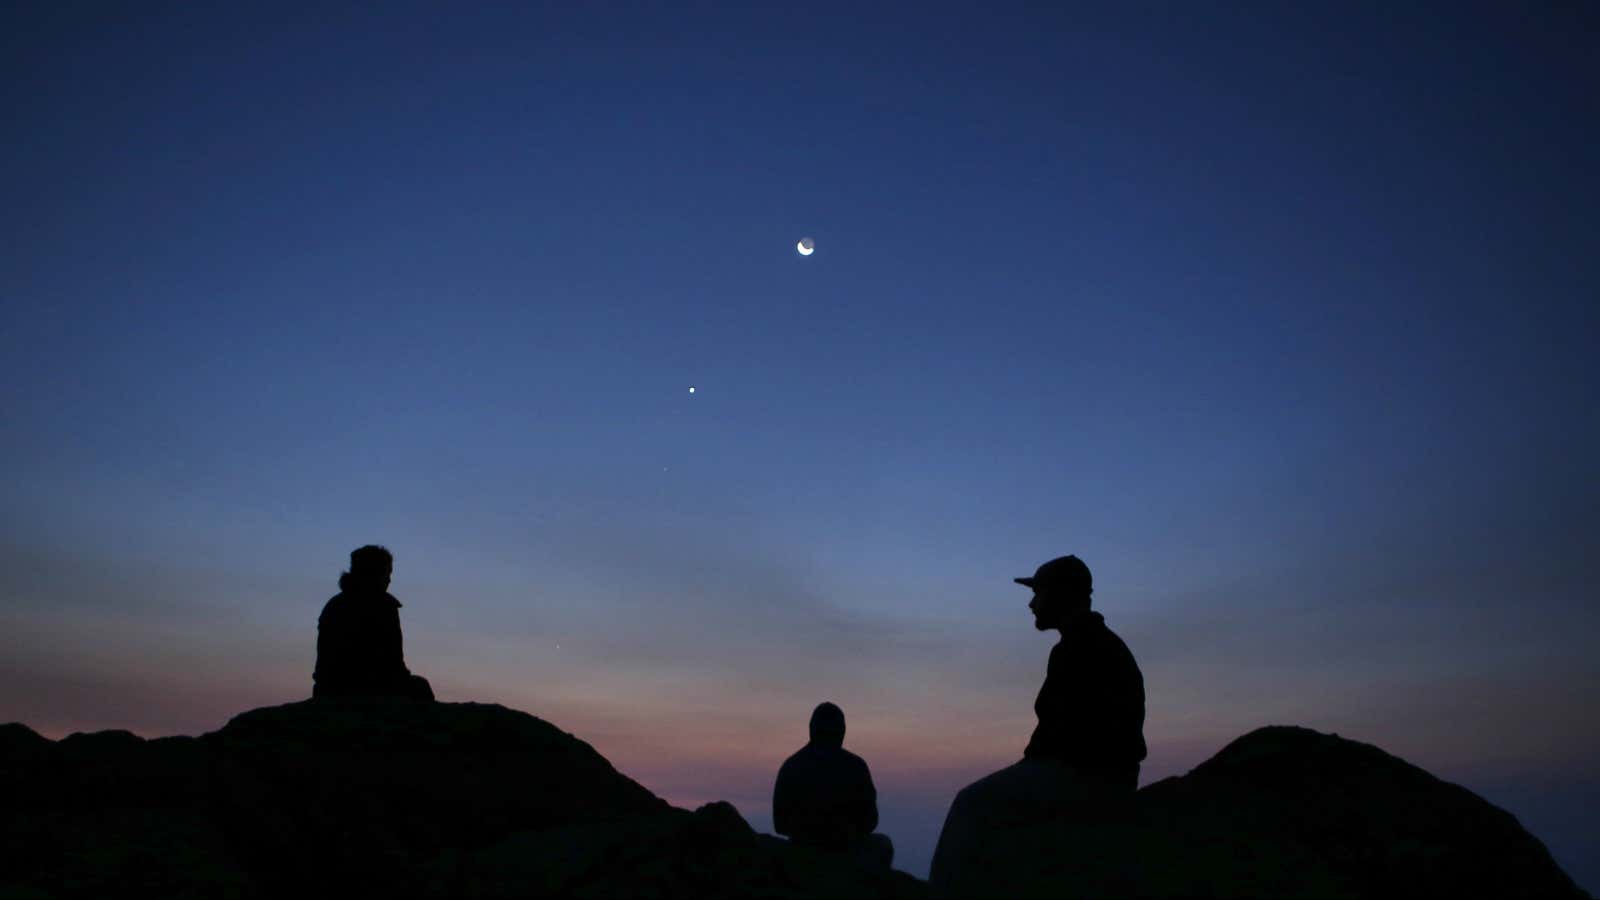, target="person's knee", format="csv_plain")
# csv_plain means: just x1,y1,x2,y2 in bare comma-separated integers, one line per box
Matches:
408,674,434,702
866,832,894,869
